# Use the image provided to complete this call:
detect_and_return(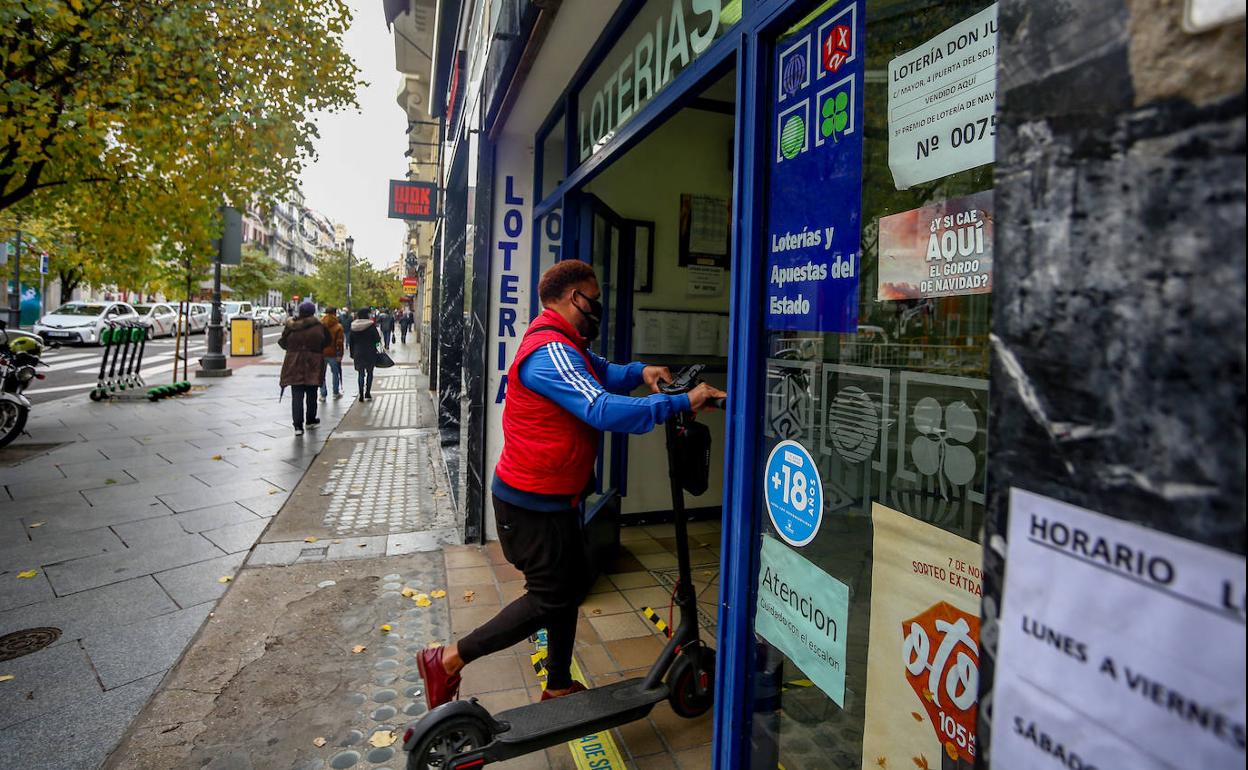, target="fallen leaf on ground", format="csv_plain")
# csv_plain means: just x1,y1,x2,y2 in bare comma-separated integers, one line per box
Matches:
357,543,367,548
380,624,392,633
426,641,442,649
0,675,14,683
368,729,396,748
400,587,416,598
211,455,223,461
911,712,923,722
430,589,446,599
415,597,431,607
28,522,44,528
312,737,326,747
352,645,367,653
104,479,117,485
462,590,475,603
16,570,37,579
332,540,341,544
268,490,279,495
218,576,232,583
304,536,319,543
